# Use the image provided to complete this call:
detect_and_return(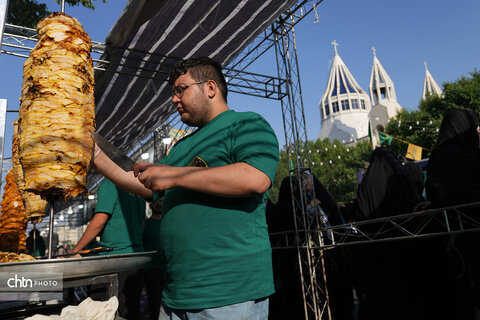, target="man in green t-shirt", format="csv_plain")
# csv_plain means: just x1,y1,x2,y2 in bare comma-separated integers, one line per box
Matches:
73,178,146,319
93,57,279,320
